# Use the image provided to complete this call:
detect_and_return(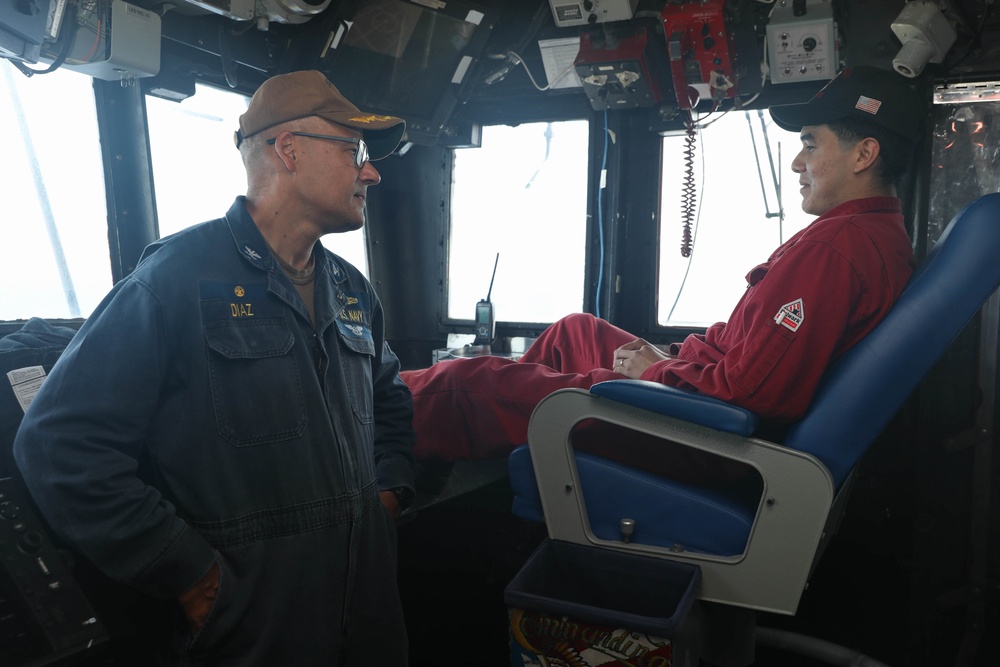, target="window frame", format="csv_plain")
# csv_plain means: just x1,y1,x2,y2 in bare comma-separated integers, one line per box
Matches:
442,118,594,333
